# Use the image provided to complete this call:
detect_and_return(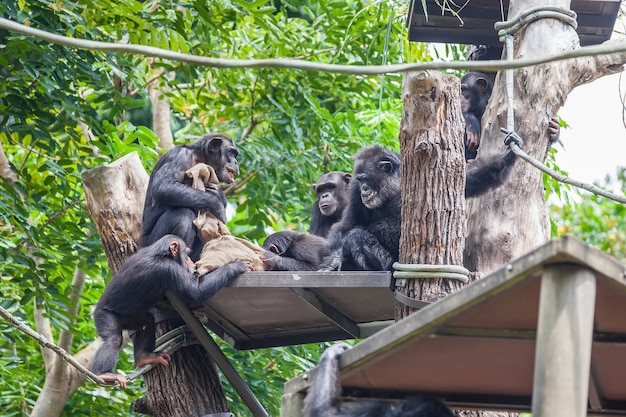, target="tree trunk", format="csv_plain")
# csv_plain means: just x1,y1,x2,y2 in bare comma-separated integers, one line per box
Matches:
82,152,231,416
396,70,467,319
464,0,626,275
